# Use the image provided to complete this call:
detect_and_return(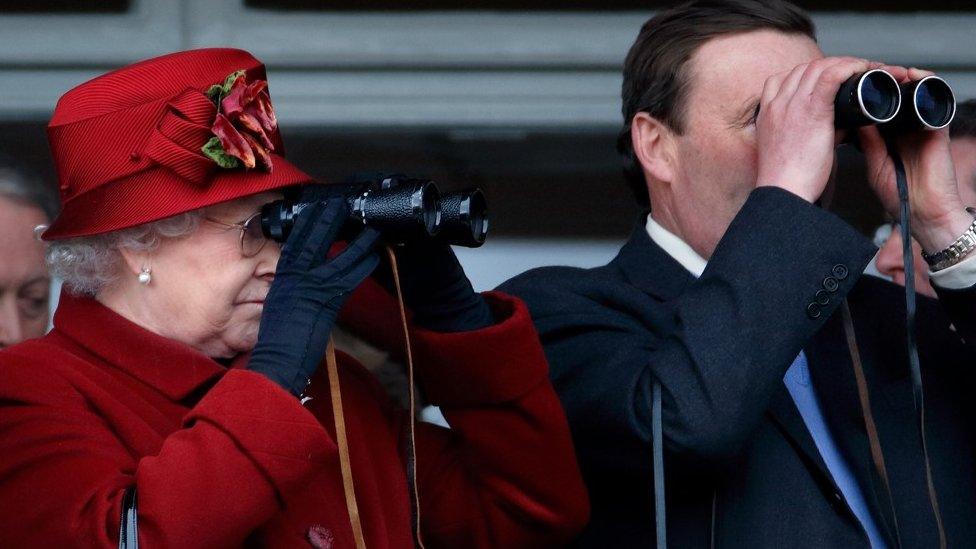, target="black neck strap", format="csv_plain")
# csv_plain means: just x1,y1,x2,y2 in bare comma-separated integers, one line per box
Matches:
891,149,947,548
